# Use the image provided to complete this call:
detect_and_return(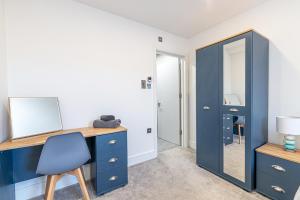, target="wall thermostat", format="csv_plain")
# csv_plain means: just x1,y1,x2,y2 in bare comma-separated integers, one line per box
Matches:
147,76,152,89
